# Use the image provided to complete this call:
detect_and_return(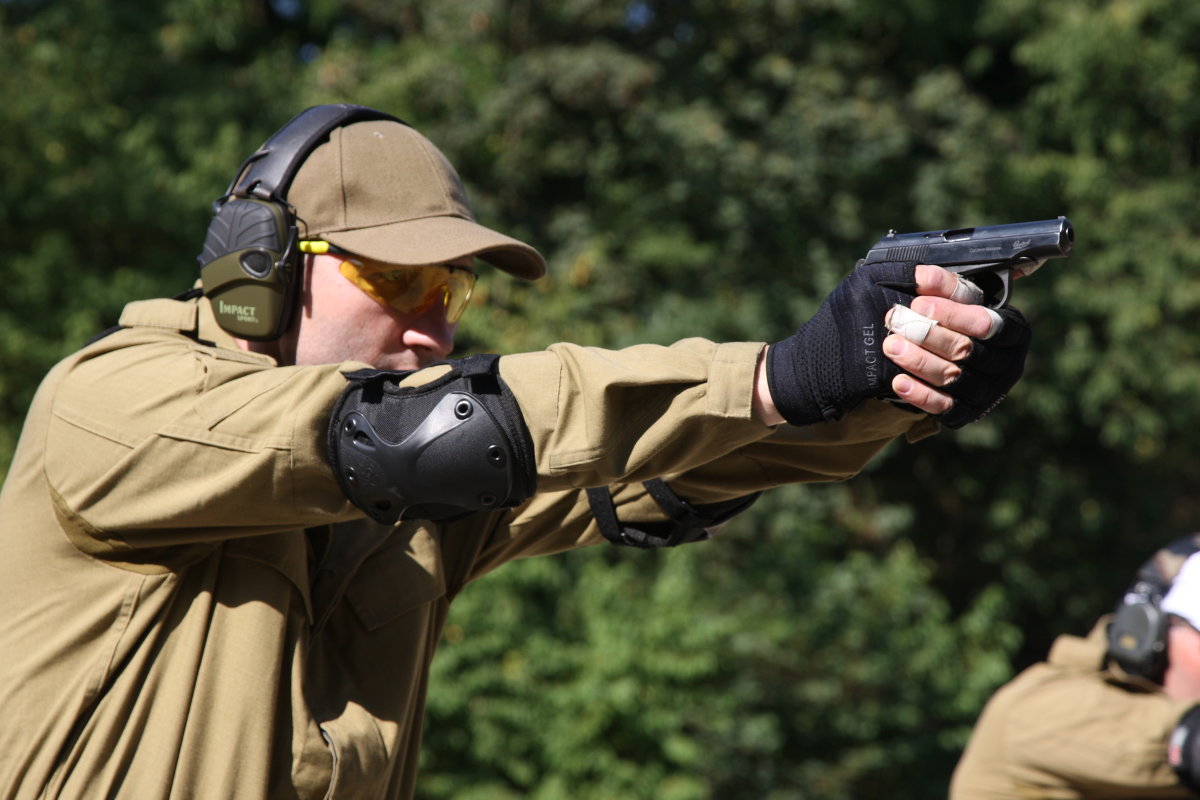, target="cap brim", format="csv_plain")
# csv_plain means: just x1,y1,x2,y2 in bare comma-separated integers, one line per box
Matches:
320,216,546,280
